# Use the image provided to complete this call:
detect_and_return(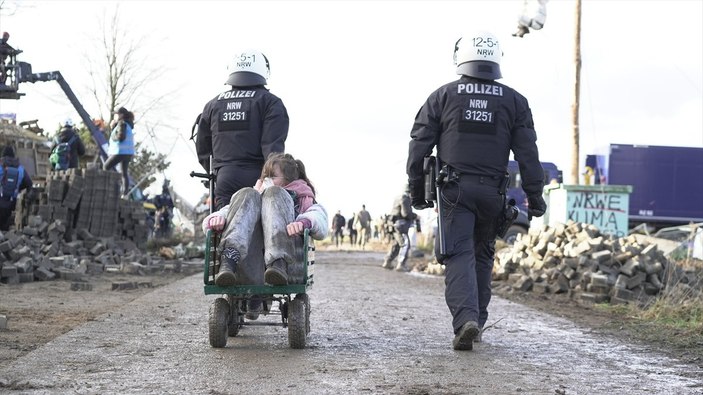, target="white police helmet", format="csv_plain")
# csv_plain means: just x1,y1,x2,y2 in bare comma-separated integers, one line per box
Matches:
225,49,270,87
453,31,503,80
63,118,74,127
